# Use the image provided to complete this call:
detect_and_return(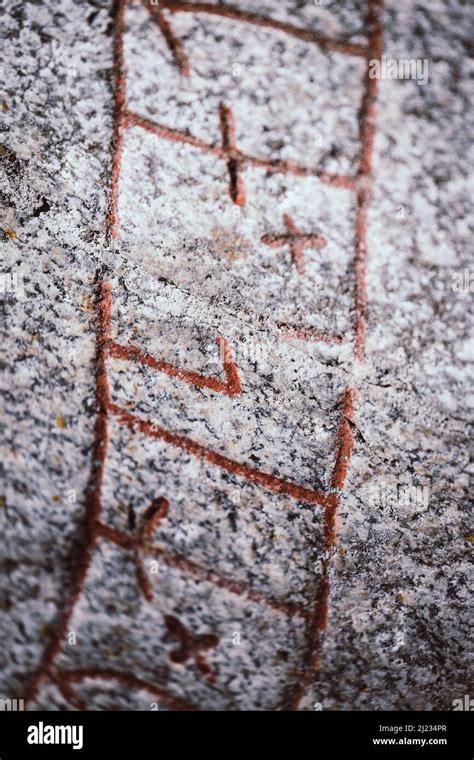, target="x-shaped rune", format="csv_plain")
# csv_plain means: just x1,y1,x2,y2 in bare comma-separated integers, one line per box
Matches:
164,615,219,683
261,213,327,275
95,496,170,603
